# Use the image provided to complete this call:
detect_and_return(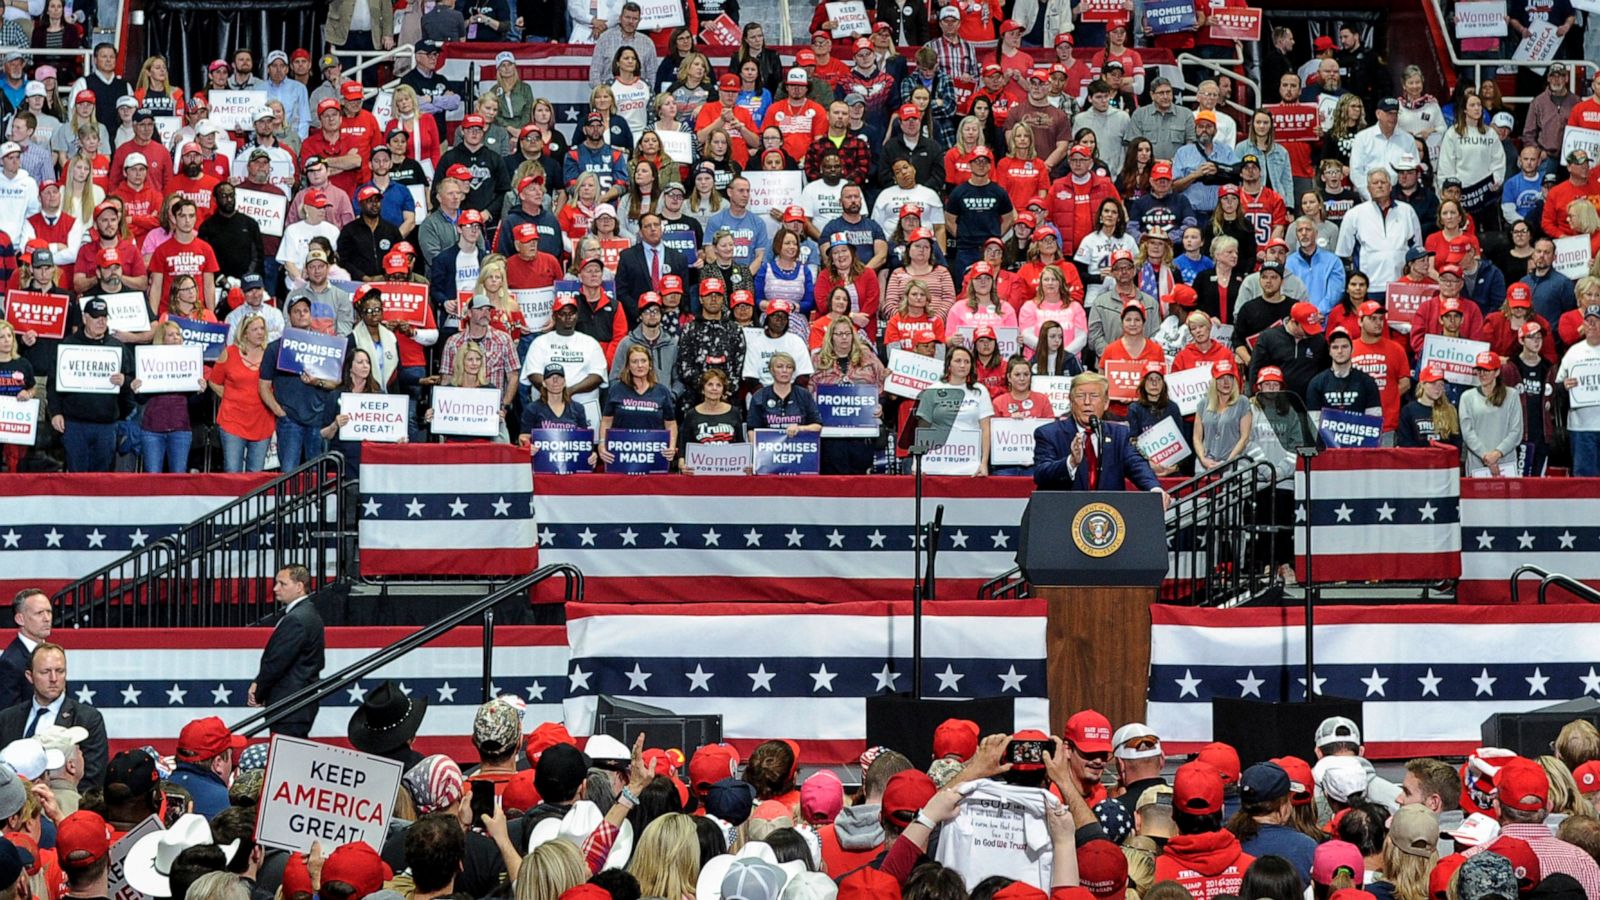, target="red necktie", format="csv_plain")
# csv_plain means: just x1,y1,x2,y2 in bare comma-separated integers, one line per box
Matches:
650,247,661,285
1083,428,1098,491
